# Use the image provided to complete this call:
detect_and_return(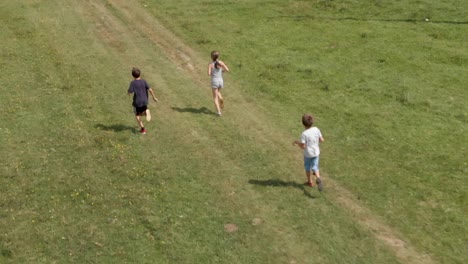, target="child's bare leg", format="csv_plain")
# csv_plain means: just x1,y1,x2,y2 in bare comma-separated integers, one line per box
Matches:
314,170,320,179
212,89,221,114
135,115,144,129
218,91,224,109
306,171,313,186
